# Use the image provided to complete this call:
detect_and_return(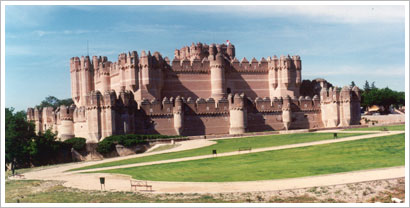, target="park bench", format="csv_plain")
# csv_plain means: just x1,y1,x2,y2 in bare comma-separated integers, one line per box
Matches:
130,180,152,192
238,147,252,153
